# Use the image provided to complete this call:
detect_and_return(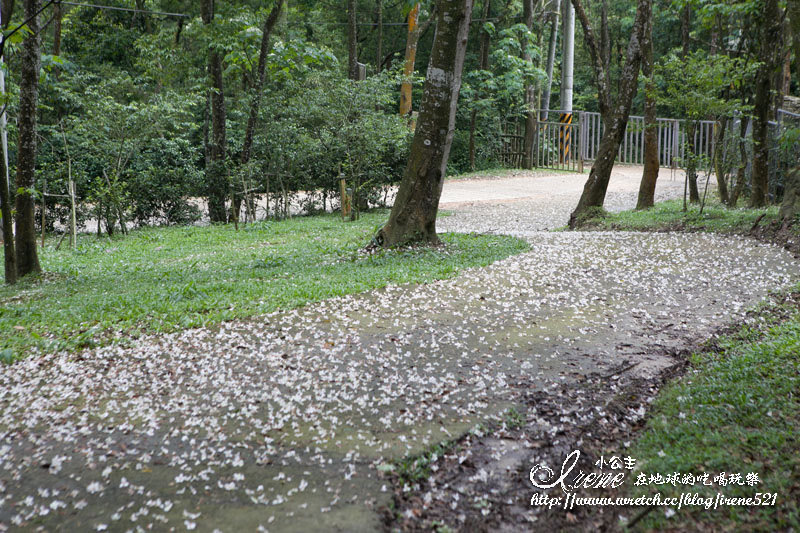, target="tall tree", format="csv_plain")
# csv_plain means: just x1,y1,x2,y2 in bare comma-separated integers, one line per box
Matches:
468,0,491,169
232,0,284,222
522,0,536,169
14,0,42,277
399,3,421,116
636,9,658,210
201,0,228,222
0,0,14,284
377,0,473,246
539,0,560,120
750,0,782,208
568,0,651,227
